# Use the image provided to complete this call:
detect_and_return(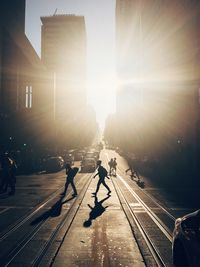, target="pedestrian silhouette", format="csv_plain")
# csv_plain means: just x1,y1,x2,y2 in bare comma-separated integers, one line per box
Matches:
0,153,17,195
108,158,114,175
83,194,111,227
61,164,79,196
112,157,117,176
92,160,111,195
